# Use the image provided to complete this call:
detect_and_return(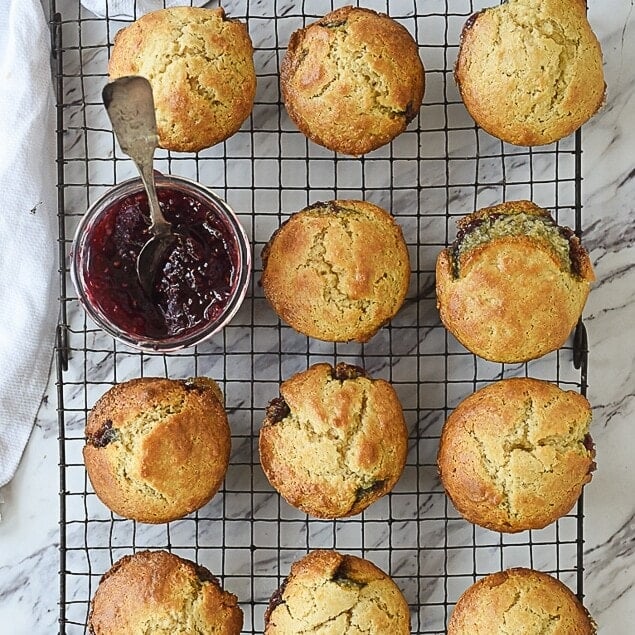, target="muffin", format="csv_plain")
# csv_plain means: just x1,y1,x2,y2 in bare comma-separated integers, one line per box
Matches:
435,200,595,363
109,6,256,152
83,377,231,523
261,200,410,343
438,378,595,533
455,0,605,146
264,550,410,634
259,362,408,518
448,568,596,634
88,550,243,634
281,6,424,155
